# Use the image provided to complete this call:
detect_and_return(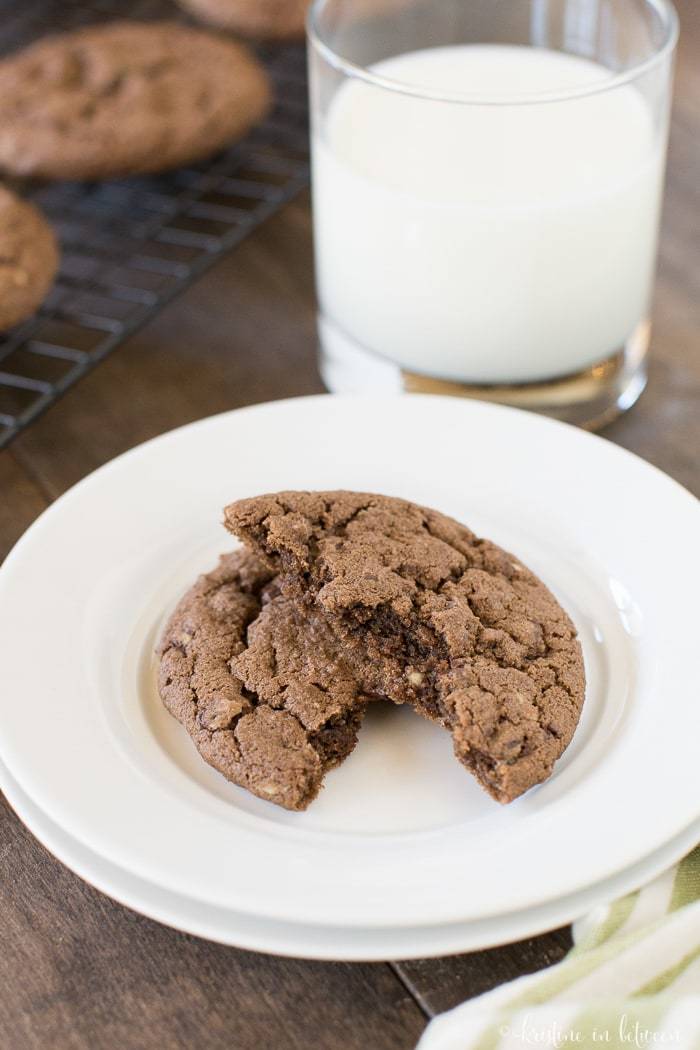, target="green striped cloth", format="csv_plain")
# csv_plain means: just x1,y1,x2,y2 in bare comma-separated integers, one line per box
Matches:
417,847,700,1050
